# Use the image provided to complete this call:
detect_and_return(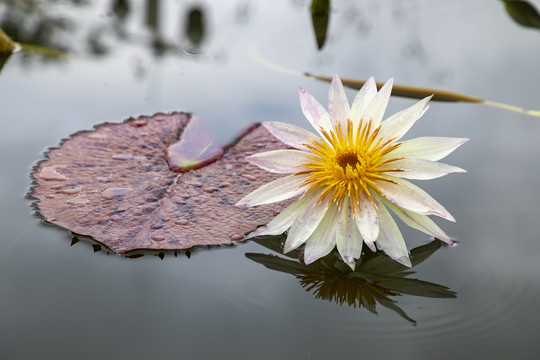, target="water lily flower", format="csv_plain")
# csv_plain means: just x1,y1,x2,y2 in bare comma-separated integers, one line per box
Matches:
237,75,468,269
